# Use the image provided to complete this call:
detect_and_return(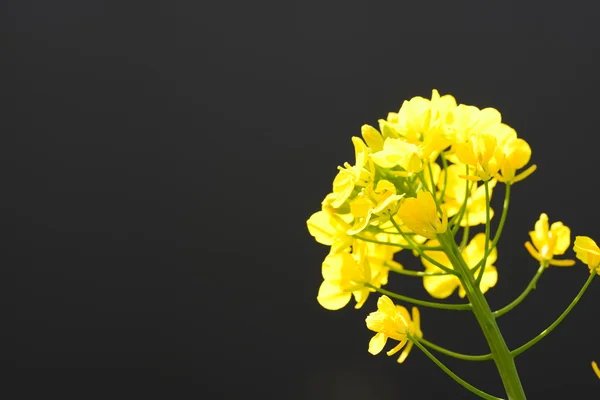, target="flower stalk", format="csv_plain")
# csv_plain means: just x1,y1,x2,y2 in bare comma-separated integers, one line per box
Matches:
438,231,527,400
306,89,598,399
